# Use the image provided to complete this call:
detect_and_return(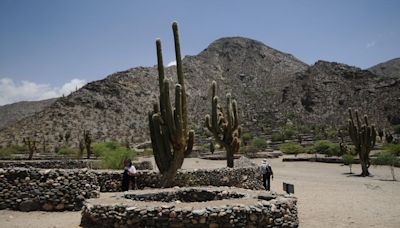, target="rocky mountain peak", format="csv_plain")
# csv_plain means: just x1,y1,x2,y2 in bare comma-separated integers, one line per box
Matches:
368,58,400,78
0,37,399,152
